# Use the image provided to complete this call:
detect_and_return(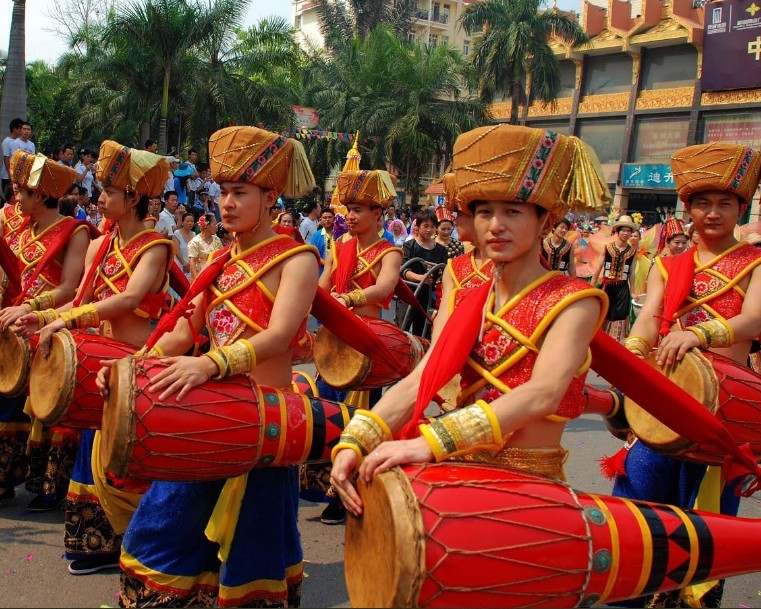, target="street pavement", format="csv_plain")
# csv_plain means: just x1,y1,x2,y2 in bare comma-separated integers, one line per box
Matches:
1,370,760,607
